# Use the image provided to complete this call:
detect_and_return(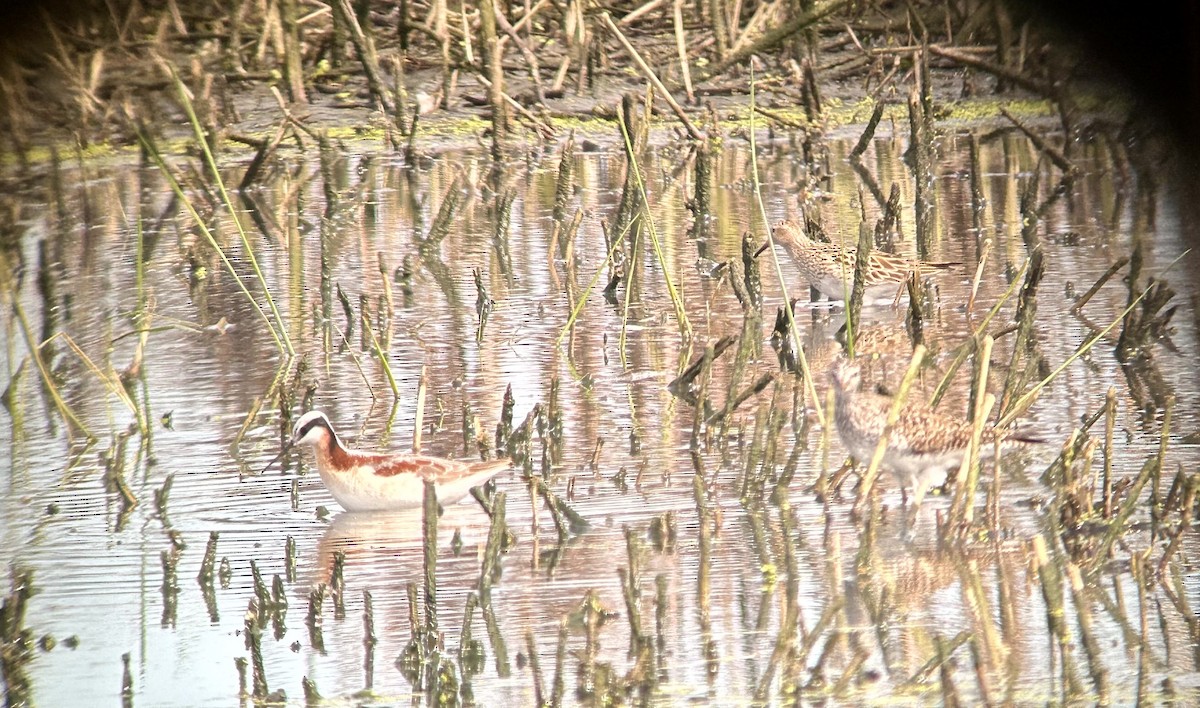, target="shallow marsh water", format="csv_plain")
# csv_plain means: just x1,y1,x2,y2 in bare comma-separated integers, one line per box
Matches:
3,126,1200,705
